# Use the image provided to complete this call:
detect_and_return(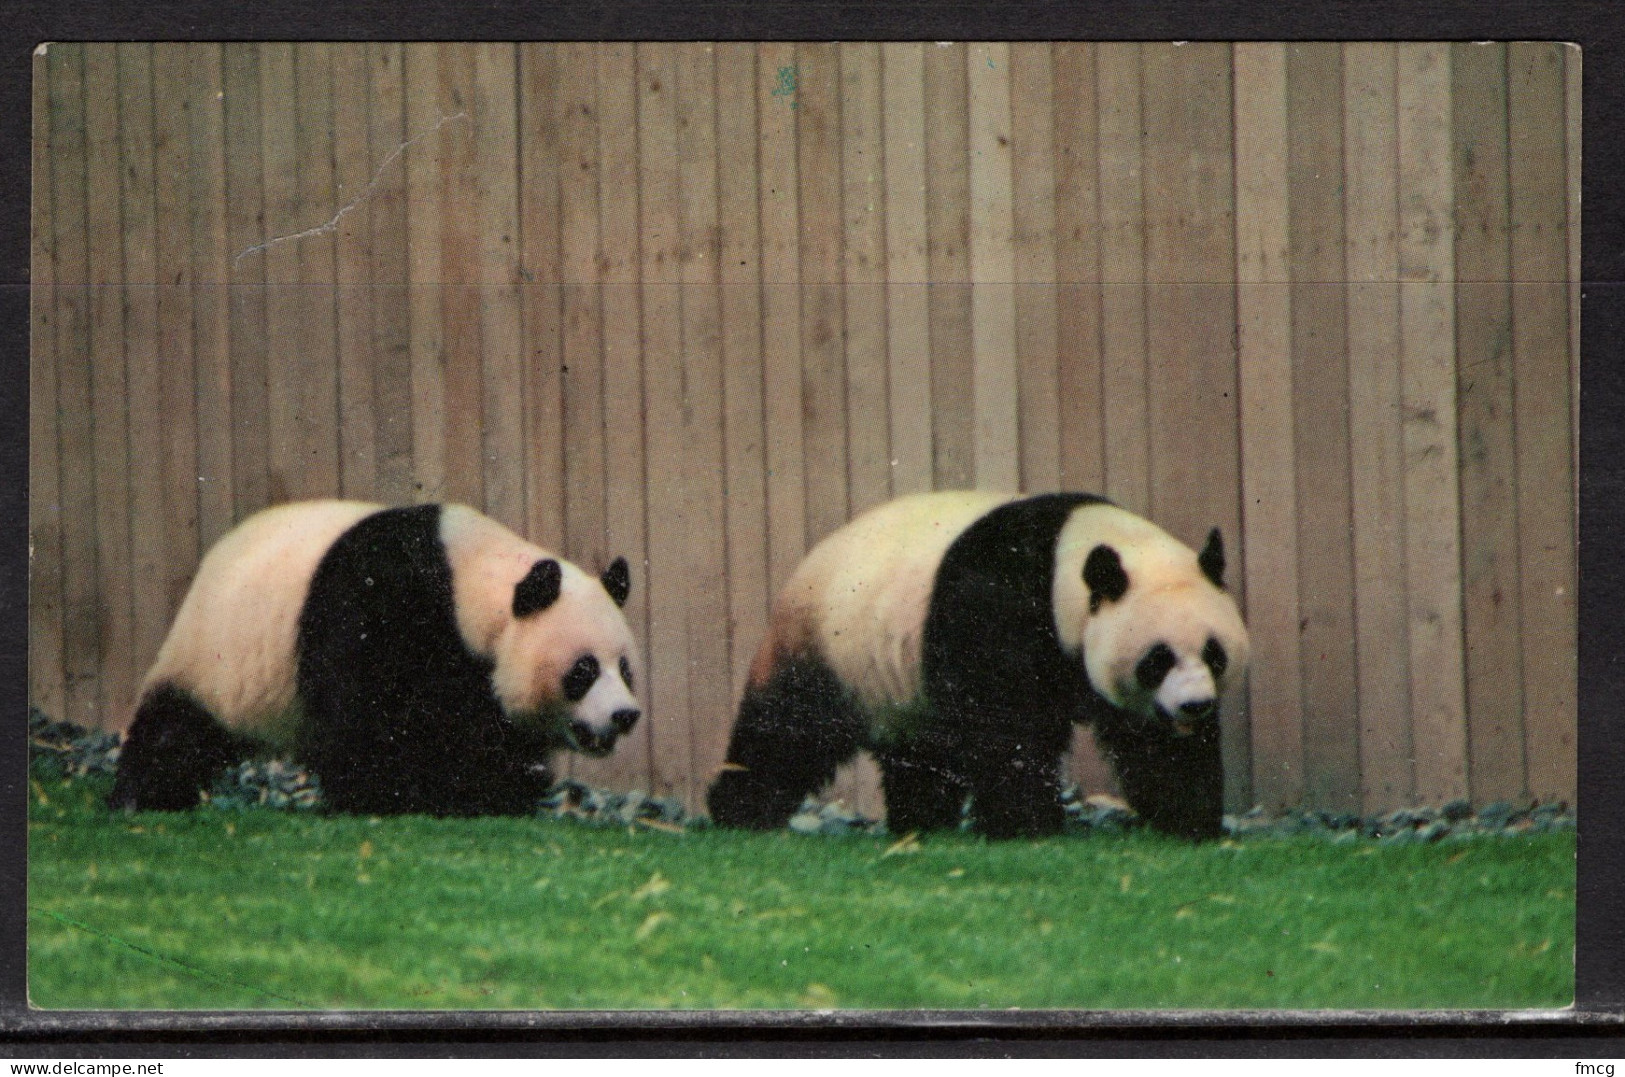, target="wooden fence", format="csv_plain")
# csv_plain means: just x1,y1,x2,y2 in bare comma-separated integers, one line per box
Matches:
30,41,1579,816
